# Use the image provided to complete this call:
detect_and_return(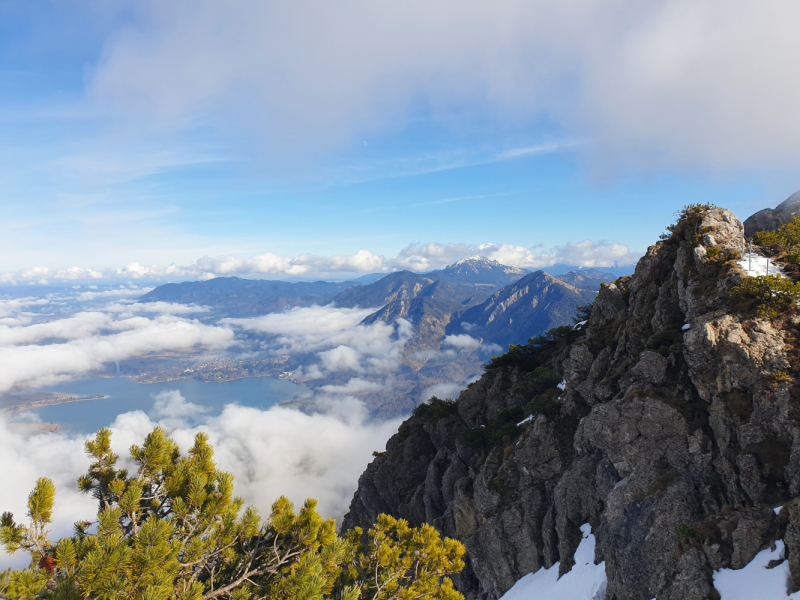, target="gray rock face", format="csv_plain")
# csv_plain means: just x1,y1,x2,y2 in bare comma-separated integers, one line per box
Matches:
743,189,800,237
344,207,800,600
